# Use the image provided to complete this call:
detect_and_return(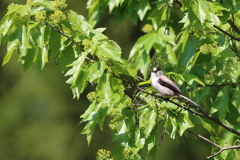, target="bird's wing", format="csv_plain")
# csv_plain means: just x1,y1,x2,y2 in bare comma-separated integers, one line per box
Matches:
158,75,182,94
